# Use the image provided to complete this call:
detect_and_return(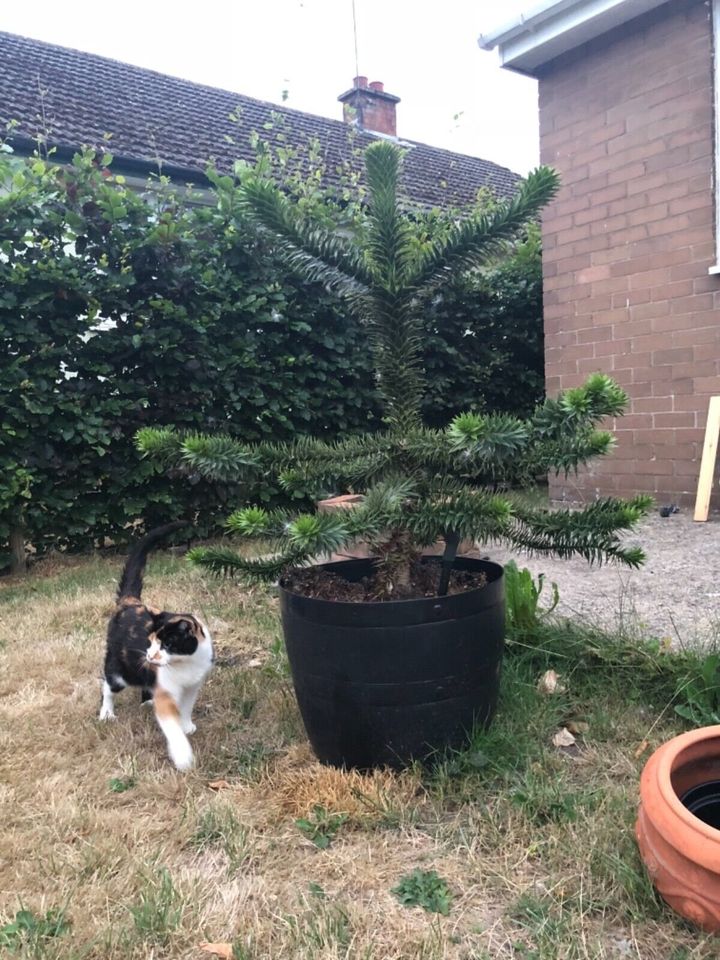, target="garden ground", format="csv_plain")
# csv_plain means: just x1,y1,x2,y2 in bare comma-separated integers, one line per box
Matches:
0,548,718,959
486,512,720,648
